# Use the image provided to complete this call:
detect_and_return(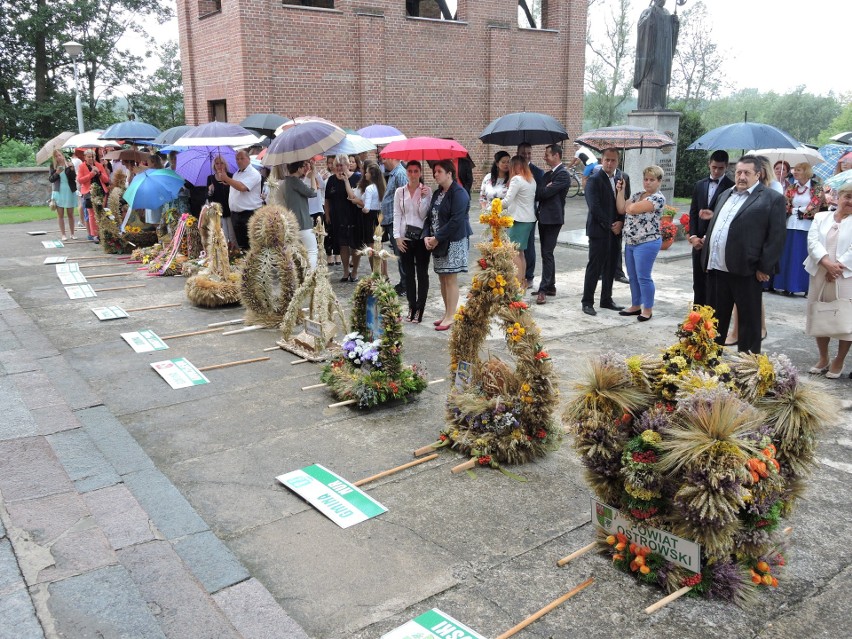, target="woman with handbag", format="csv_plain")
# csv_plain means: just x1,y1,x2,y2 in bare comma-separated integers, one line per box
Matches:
804,180,852,378
393,160,431,323
49,149,78,240
424,159,472,331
